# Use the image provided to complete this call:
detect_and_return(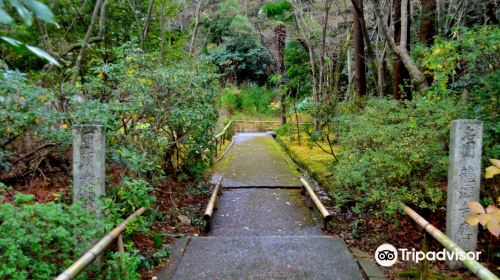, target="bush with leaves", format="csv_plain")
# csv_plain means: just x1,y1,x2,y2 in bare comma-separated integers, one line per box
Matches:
103,252,141,280
221,84,275,115
0,70,68,175
208,36,273,85
0,194,107,279
284,40,312,98
414,26,499,163
329,97,466,216
102,177,156,226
